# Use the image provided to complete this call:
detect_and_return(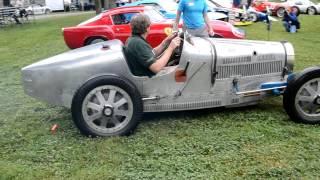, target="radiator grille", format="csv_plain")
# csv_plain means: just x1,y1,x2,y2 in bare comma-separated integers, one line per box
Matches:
217,61,283,79
222,56,252,64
